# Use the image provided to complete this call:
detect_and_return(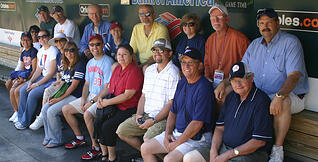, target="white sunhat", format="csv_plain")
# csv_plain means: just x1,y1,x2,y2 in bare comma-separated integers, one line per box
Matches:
48,32,71,46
